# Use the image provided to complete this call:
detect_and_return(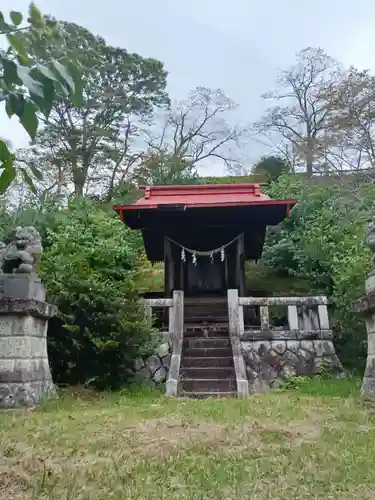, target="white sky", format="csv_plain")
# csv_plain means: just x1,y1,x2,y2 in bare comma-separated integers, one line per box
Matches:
1,0,375,174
